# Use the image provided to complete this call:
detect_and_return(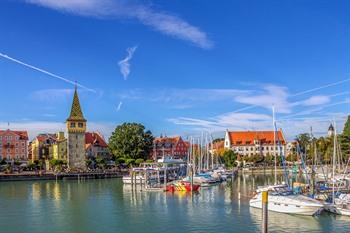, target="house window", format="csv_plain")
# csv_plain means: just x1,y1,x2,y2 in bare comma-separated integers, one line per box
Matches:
78,123,83,128
70,122,76,128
